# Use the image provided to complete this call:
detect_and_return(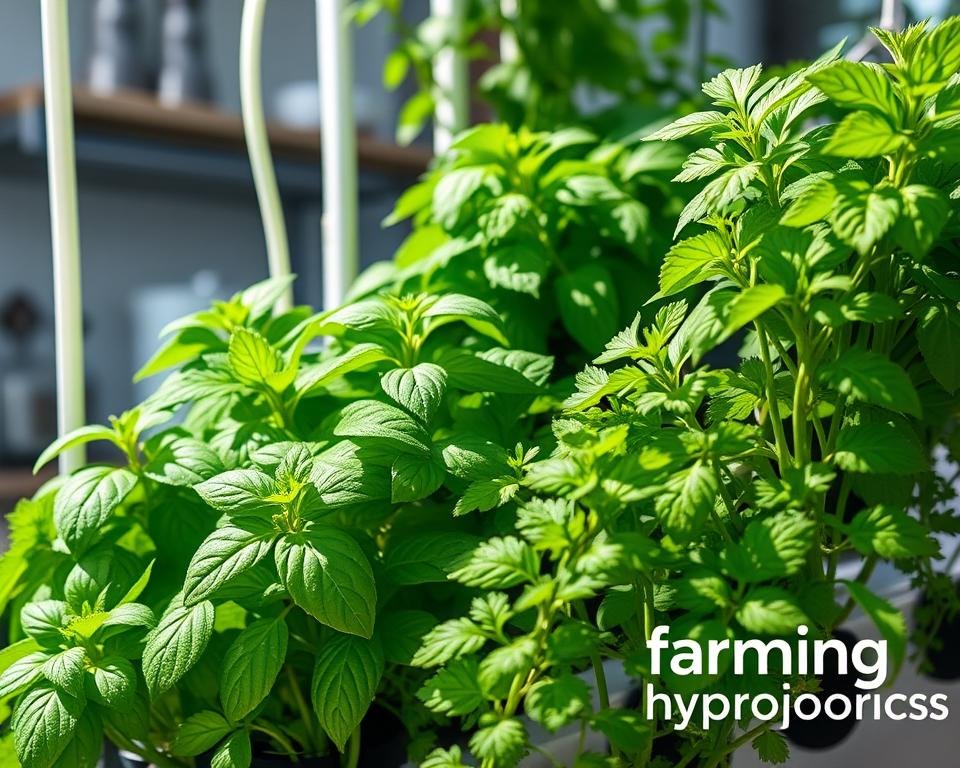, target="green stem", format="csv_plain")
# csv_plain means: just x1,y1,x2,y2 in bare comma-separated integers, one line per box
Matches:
755,324,792,467
343,726,361,768
286,665,319,754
